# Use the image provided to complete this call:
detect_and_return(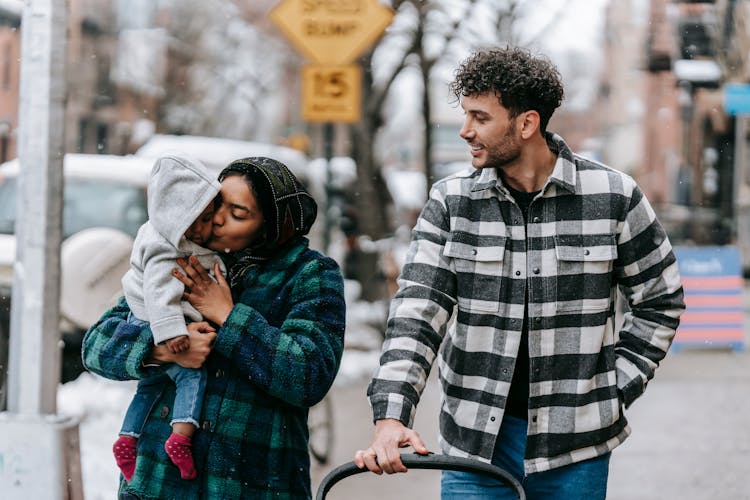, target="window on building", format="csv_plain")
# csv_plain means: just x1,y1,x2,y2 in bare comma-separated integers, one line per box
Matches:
78,119,89,152
96,123,108,153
